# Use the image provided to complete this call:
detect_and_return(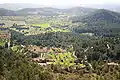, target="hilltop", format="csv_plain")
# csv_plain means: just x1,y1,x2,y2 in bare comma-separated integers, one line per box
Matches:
62,7,96,16
72,9,120,36
80,9,120,25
